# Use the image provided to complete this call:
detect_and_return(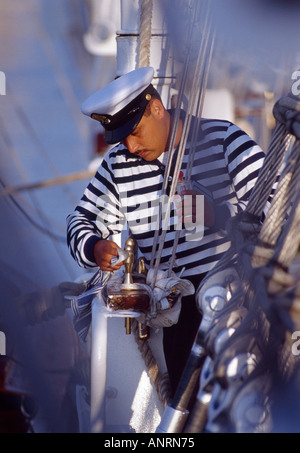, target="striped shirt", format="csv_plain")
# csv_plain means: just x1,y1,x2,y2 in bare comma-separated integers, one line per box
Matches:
66,117,266,279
